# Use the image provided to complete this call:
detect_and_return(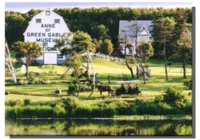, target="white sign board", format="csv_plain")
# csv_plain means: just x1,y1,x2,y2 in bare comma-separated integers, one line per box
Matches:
44,53,57,64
